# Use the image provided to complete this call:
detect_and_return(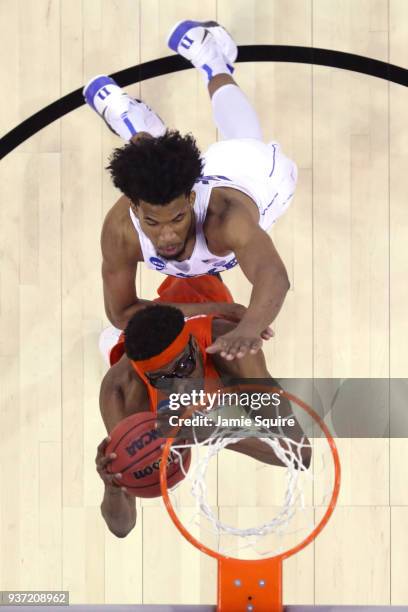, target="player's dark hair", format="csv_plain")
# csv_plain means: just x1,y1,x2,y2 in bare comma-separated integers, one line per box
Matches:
107,130,203,205
124,304,185,361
